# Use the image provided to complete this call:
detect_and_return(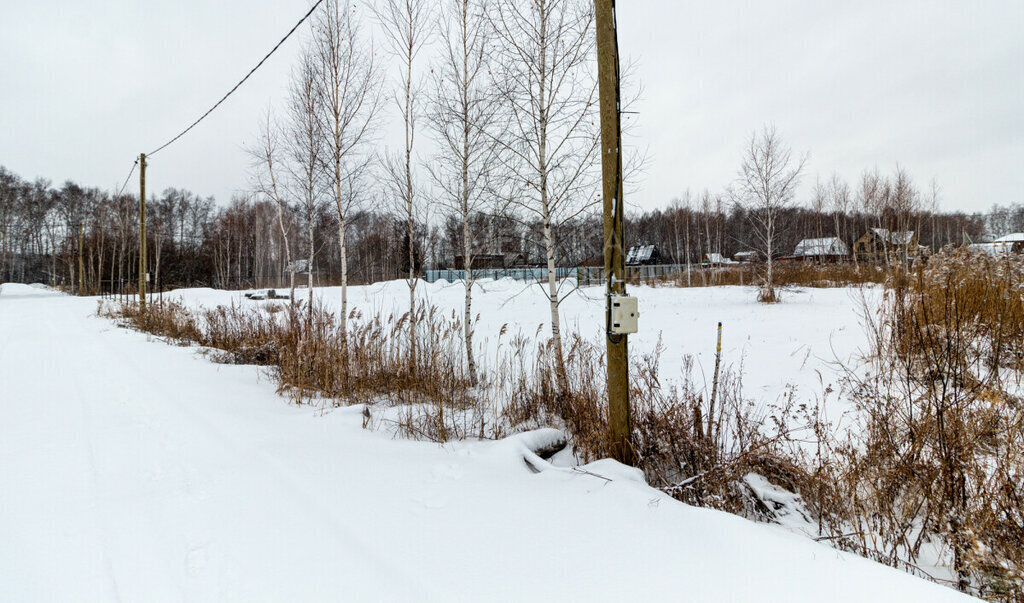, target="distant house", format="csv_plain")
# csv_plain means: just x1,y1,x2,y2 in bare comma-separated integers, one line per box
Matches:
791,237,850,262
626,244,661,266
734,250,759,263
969,233,1024,256
854,229,919,263
454,254,505,270
503,252,530,268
